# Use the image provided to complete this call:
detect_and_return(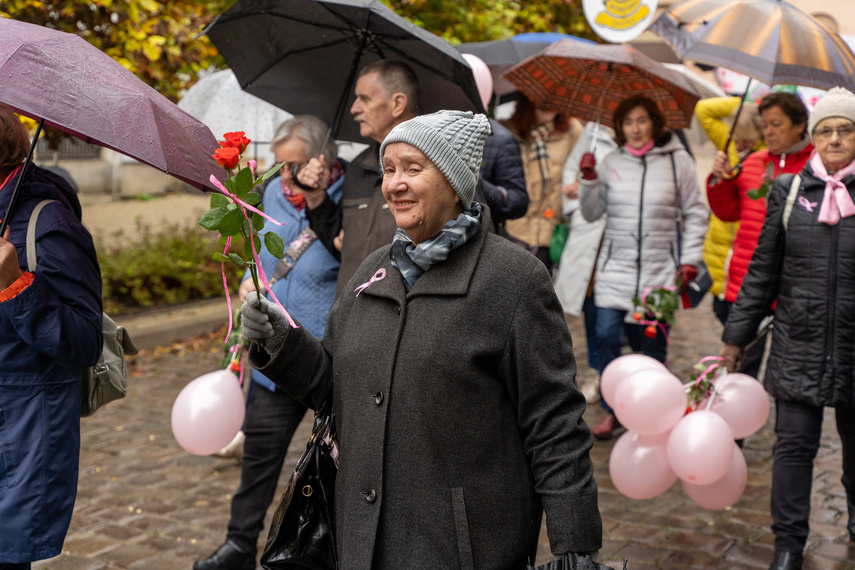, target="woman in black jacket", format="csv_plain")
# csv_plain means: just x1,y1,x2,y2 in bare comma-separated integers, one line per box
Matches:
720,87,855,570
